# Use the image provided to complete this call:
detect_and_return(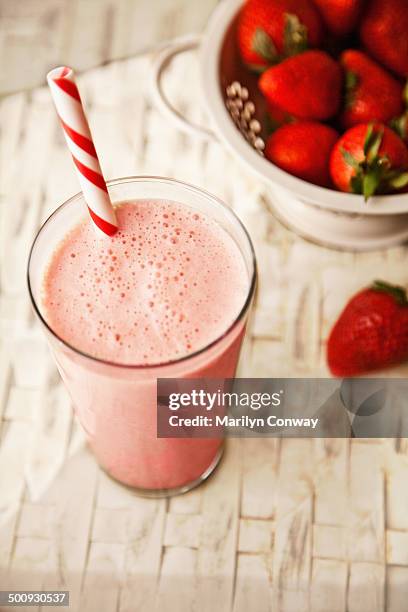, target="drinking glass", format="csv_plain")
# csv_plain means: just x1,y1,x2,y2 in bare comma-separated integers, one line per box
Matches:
27,177,256,496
